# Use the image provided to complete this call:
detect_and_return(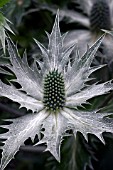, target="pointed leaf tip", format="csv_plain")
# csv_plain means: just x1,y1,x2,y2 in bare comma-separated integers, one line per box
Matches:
56,9,60,21
52,9,60,31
